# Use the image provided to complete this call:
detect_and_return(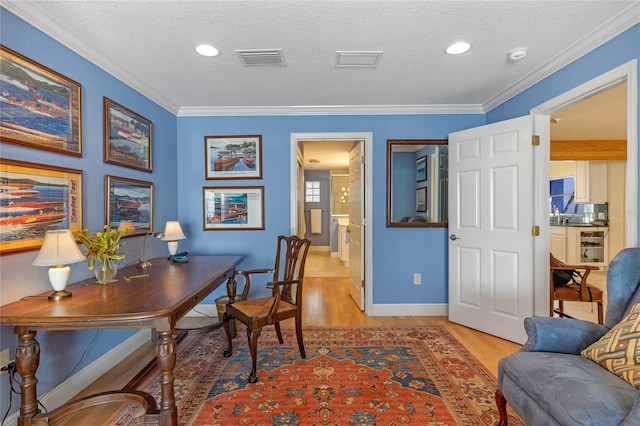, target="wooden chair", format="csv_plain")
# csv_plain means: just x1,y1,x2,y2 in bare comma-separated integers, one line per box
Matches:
222,235,311,383
550,253,604,324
